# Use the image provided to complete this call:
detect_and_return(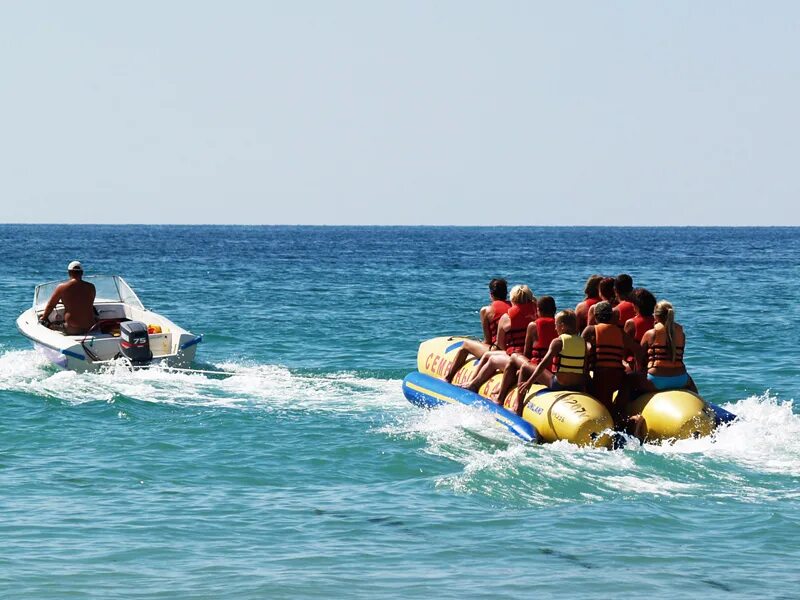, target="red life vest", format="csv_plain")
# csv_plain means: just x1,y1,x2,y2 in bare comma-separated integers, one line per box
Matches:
585,297,601,310
488,300,511,343
593,323,624,370
531,317,557,360
632,314,655,342
616,300,635,327
503,303,537,355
